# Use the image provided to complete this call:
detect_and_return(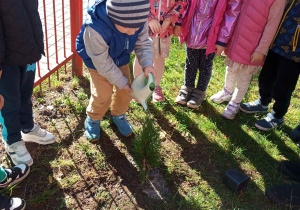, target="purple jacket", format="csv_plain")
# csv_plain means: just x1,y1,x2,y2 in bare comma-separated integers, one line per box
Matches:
180,0,241,51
